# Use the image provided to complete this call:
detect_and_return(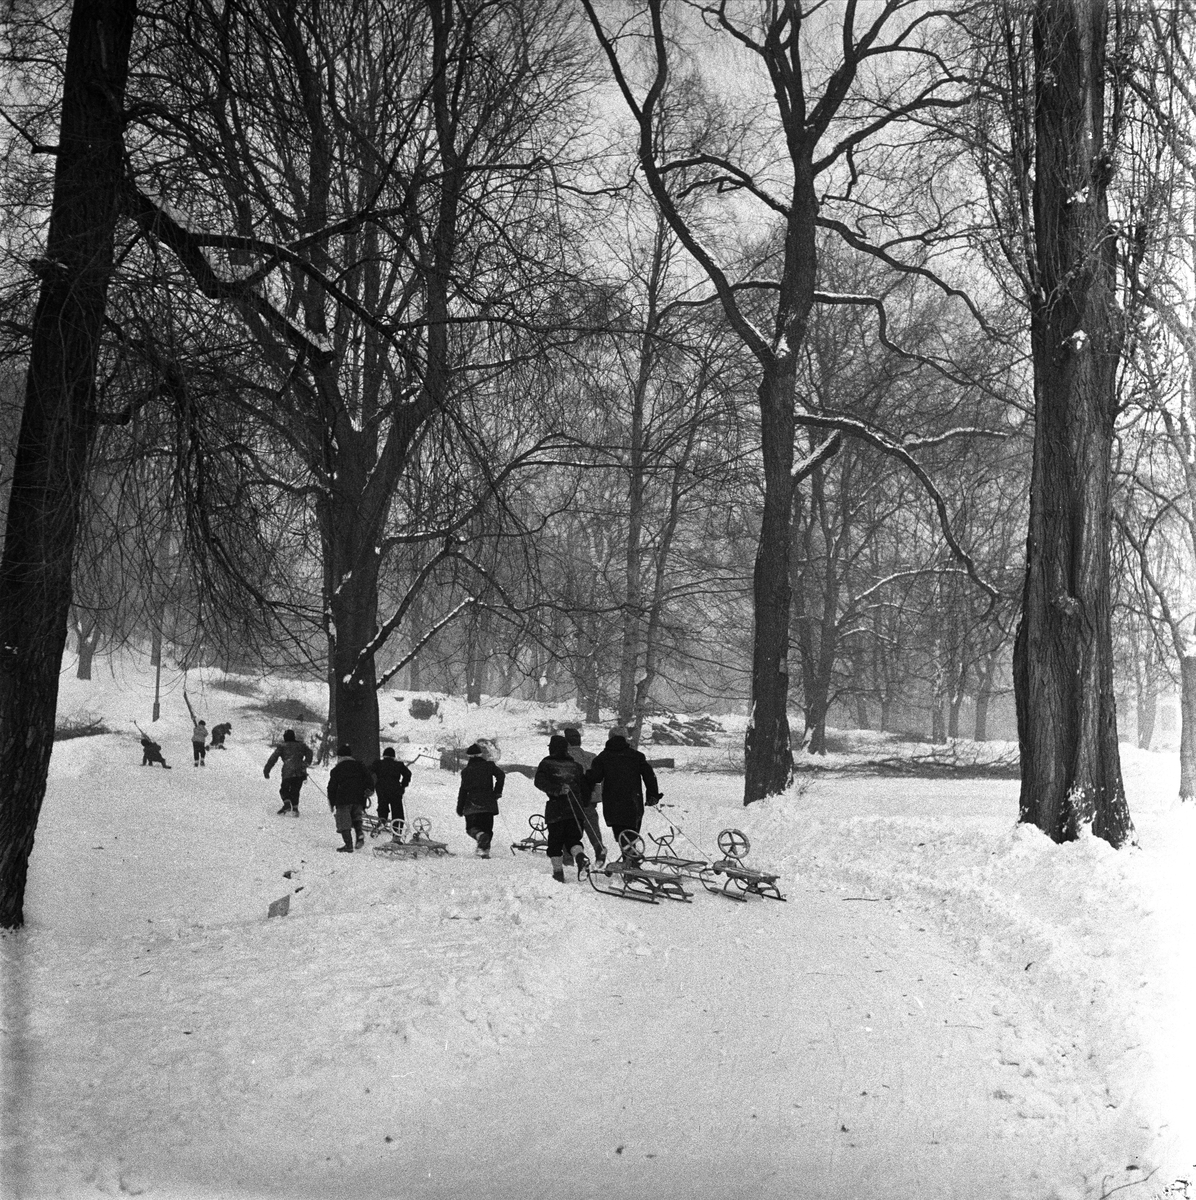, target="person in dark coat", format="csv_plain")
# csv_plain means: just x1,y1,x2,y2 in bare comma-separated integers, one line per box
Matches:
456,743,505,858
264,728,314,816
209,722,232,749
584,726,661,858
533,734,590,882
140,736,171,769
327,742,374,853
370,747,412,826
563,726,606,867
